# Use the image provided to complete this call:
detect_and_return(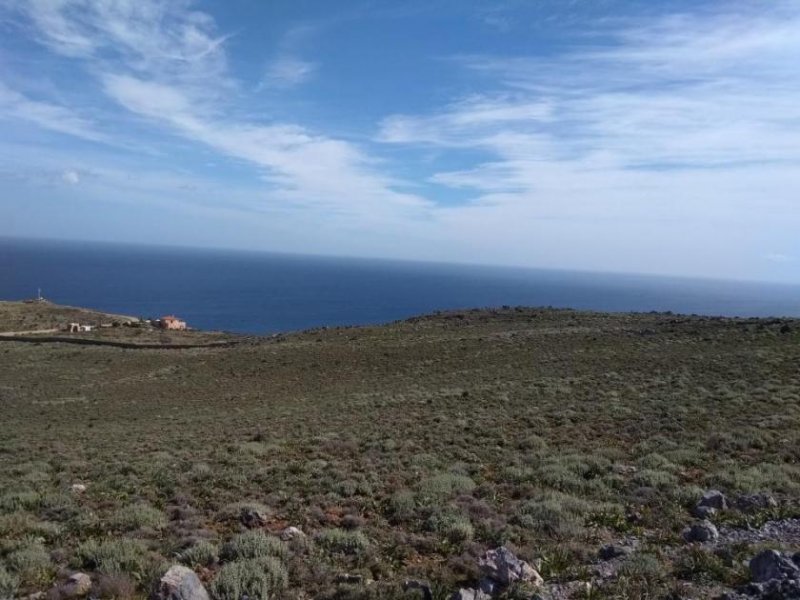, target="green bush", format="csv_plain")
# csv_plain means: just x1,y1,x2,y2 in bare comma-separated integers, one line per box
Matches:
315,529,369,556
0,491,40,513
0,565,19,600
514,491,595,538
76,538,149,575
220,530,287,562
426,512,474,544
6,538,52,586
178,540,219,567
388,489,416,521
111,502,166,531
619,552,667,583
417,474,475,502
210,557,288,600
